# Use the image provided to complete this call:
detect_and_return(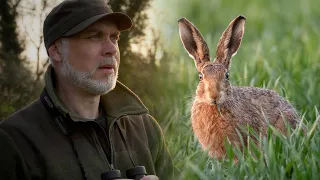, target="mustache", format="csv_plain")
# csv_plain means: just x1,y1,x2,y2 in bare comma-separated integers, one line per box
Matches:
99,57,117,67
91,57,117,73
98,56,117,68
